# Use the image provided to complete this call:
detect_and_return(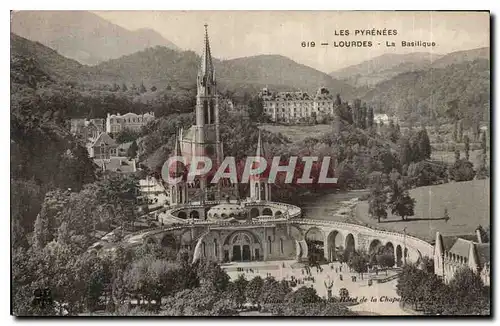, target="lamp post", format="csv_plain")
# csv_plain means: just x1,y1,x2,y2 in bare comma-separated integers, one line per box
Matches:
324,277,334,301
